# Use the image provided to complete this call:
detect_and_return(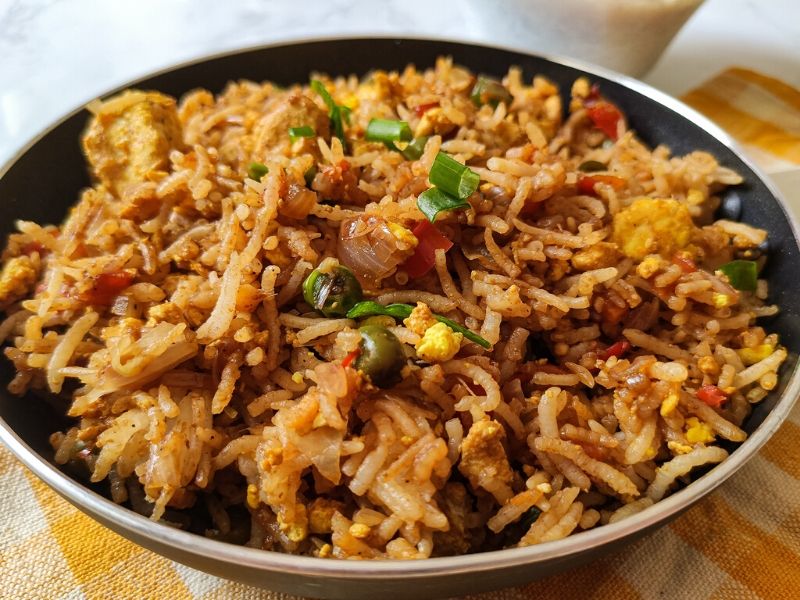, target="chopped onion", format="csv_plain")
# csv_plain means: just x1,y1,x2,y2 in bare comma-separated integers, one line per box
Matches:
338,215,413,283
